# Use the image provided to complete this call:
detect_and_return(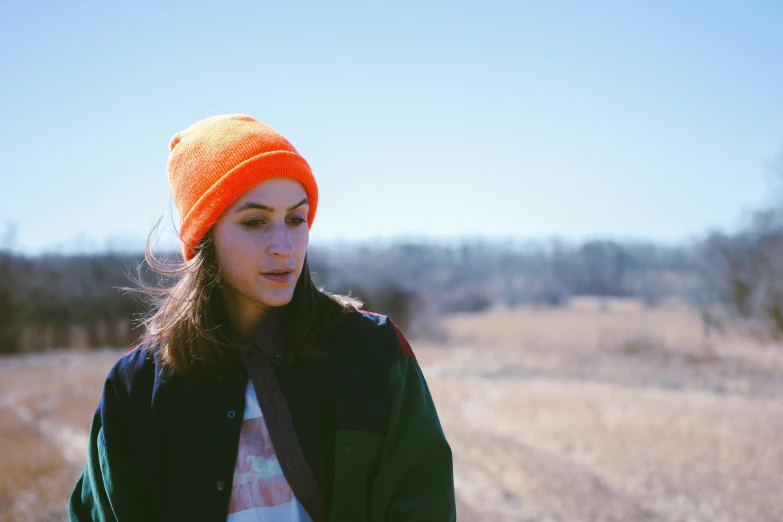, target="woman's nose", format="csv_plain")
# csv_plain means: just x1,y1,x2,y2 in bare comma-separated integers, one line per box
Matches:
268,225,295,256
